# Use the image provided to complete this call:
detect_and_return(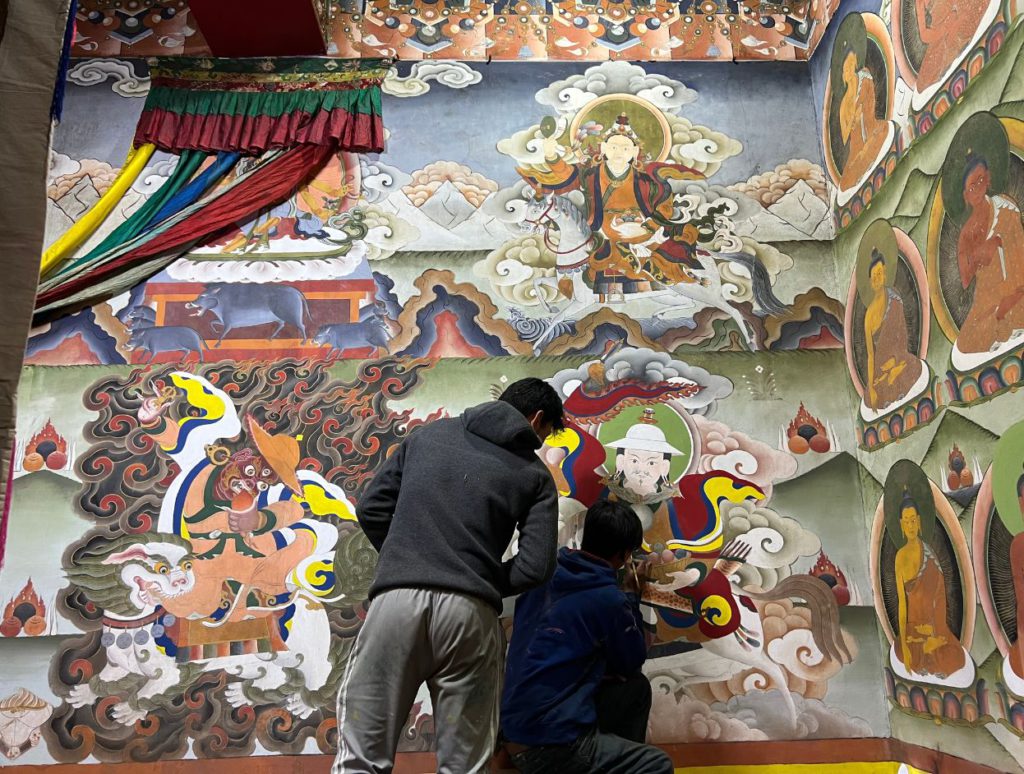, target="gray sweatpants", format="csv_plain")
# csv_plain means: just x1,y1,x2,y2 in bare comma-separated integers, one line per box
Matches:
334,588,504,774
